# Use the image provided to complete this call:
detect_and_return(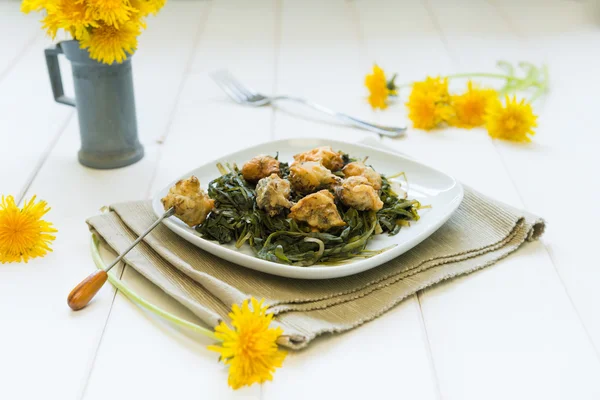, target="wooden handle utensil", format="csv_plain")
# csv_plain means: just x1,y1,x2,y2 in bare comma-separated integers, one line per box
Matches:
67,270,108,311
67,207,175,311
